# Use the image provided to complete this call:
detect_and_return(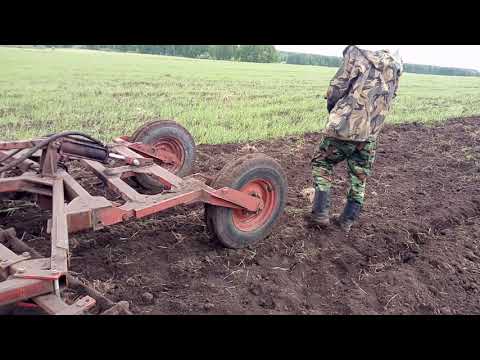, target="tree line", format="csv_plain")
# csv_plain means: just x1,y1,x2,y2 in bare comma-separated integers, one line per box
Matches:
39,45,480,77
402,63,479,77
280,51,480,77
47,45,278,63
280,51,342,67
